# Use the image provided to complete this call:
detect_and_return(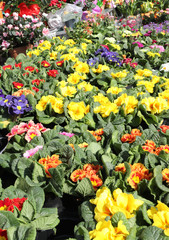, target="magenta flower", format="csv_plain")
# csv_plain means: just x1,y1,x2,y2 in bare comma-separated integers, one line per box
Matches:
23,145,43,158
59,132,75,137
132,41,144,48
